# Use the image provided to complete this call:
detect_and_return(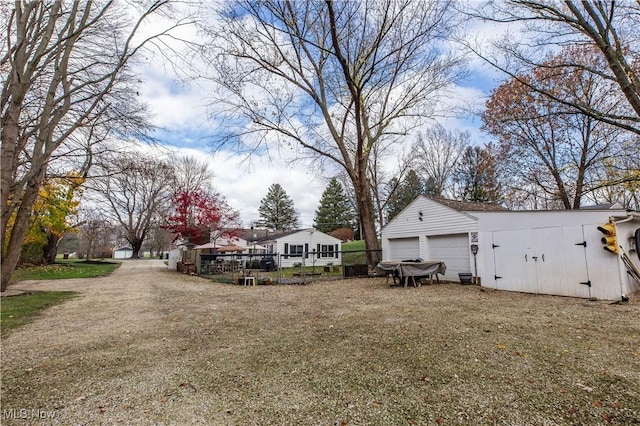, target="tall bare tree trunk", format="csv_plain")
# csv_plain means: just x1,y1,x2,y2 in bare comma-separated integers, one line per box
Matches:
205,0,462,268
1,1,185,290
130,236,144,259
355,180,381,267
1,167,46,291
